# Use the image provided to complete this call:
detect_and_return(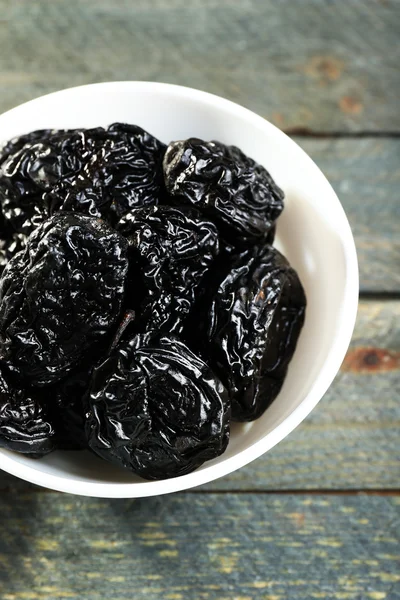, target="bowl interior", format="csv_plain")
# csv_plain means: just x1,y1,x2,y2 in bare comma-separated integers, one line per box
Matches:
0,83,358,496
